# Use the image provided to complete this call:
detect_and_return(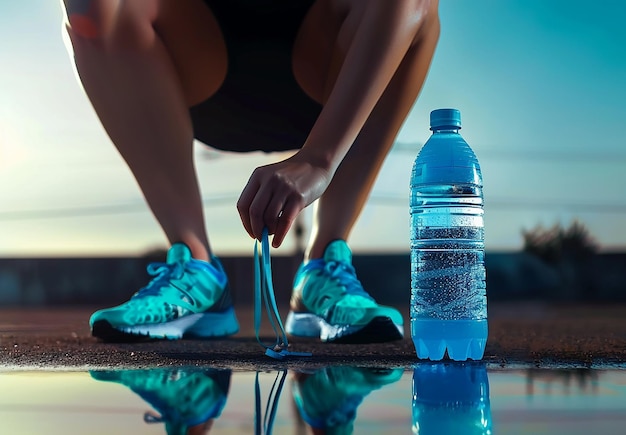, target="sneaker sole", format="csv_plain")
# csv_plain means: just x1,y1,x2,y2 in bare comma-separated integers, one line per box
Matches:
92,308,240,342
285,312,404,344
